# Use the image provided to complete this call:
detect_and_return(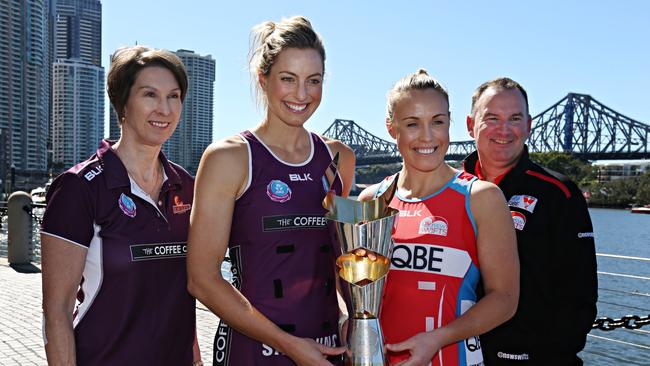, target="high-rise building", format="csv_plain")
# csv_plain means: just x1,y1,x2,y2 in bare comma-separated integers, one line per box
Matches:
108,107,120,141
0,0,51,183
54,0,101,65
51,0,104,169
164,49,215,174
52,59,104,168
107,50,120,141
